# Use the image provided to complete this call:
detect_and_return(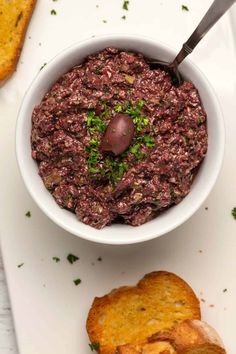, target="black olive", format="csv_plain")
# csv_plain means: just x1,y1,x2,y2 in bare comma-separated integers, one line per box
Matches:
101,113,135,155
